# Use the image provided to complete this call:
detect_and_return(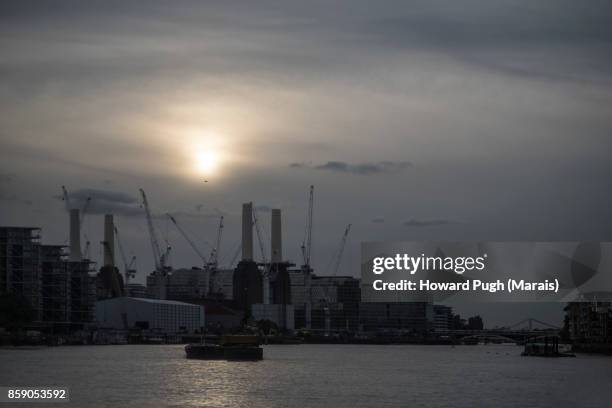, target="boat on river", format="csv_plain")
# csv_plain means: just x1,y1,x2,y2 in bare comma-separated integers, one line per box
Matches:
521,335,575,357
185,335,263,361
